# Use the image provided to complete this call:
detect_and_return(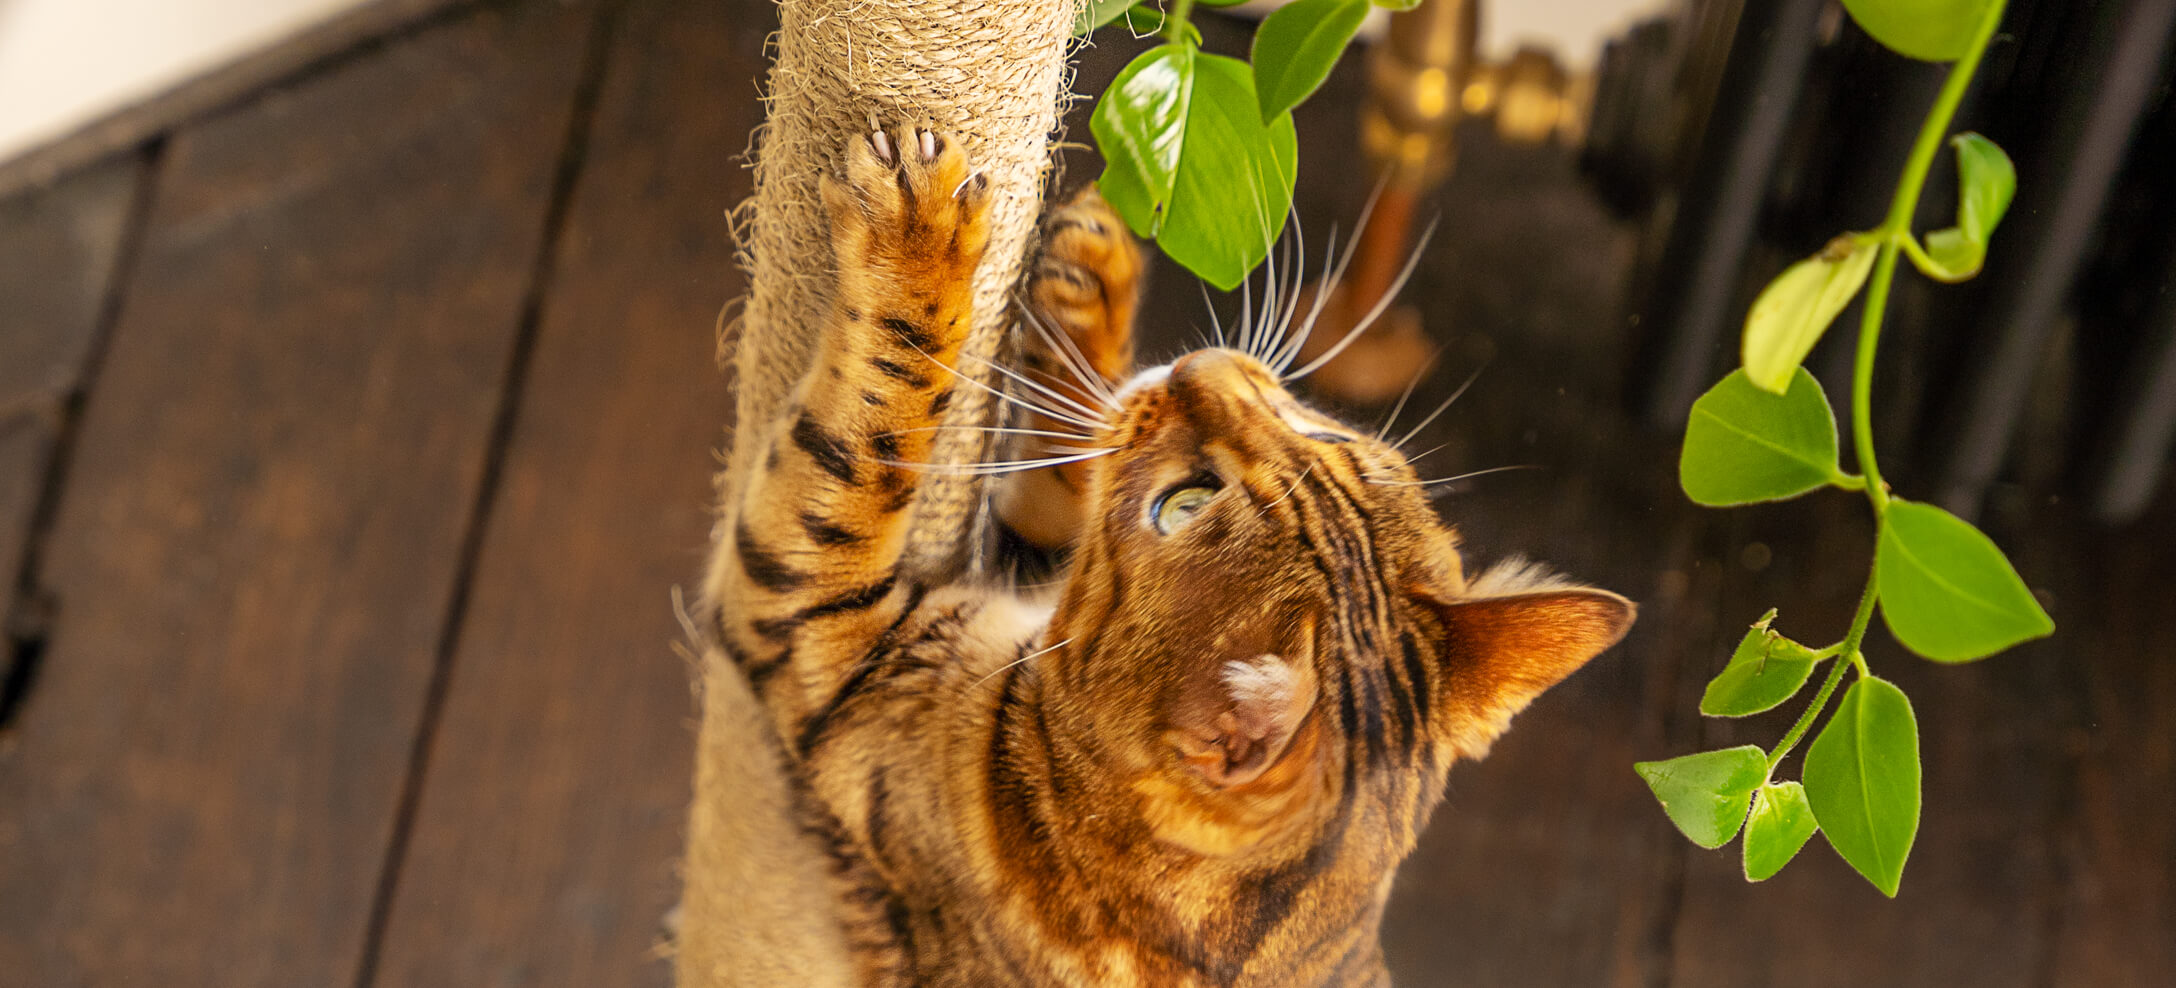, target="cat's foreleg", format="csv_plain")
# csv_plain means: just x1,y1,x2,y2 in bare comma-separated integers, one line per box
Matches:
716,121,989,720
995,187,1141,548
